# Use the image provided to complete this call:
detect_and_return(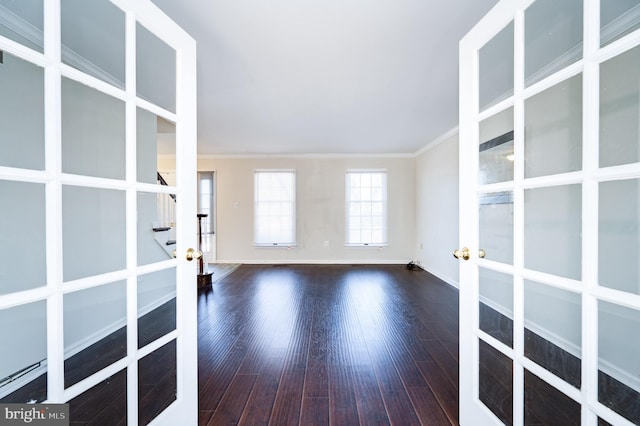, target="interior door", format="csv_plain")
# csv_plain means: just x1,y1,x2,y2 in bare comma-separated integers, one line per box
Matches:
459,0,640,425
0,0,197,424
